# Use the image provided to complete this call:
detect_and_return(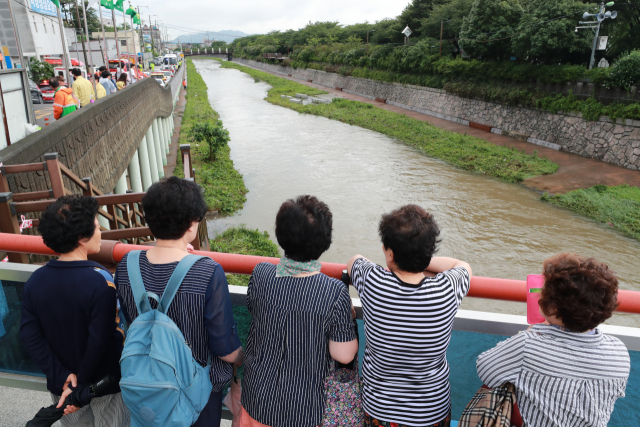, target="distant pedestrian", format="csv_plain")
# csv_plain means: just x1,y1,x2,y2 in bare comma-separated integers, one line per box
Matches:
150,62,155,72
50,77,79,120
100,71,117,95
57,71,66,86
71,68,93,107
183,79,187,90
92,75,106,100
116,73,127,90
